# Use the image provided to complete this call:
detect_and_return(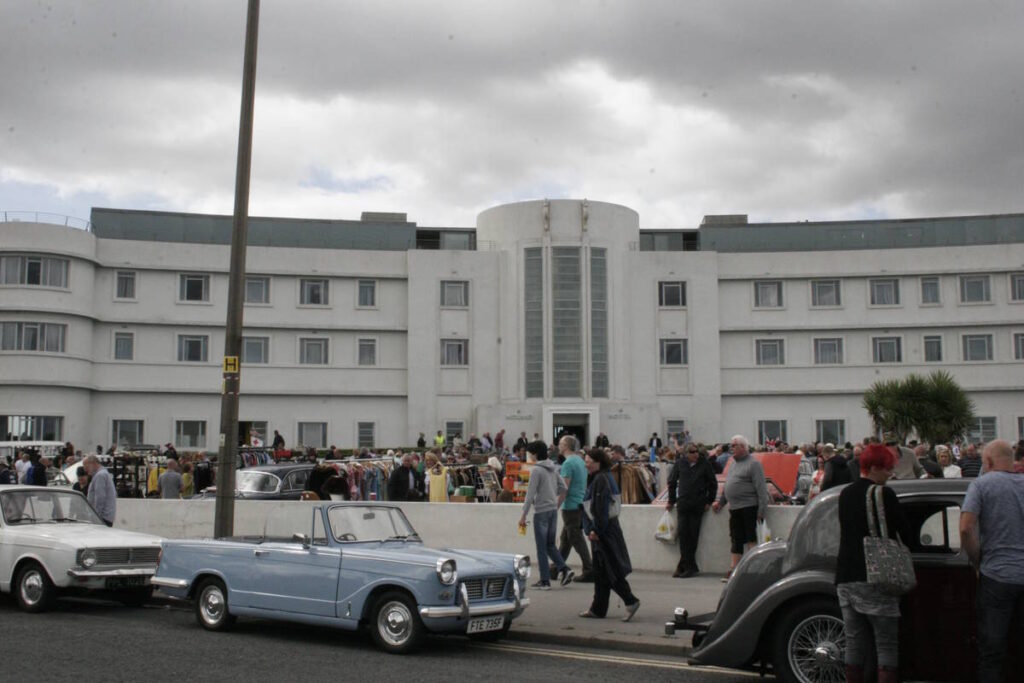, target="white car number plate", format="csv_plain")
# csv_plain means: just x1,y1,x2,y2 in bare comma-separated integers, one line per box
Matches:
466,615,505,634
